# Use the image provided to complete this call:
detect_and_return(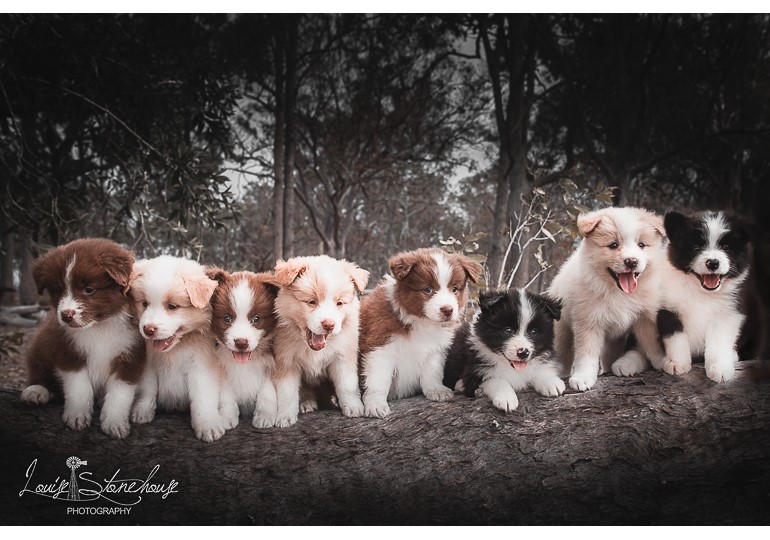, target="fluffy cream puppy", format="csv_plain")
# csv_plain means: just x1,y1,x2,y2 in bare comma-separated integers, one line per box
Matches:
548,207,667,391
